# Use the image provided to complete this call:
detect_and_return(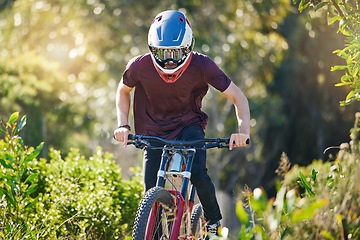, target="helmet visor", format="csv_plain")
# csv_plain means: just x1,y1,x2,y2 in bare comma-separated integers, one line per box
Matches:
156,48,184,61
150,46,191,68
